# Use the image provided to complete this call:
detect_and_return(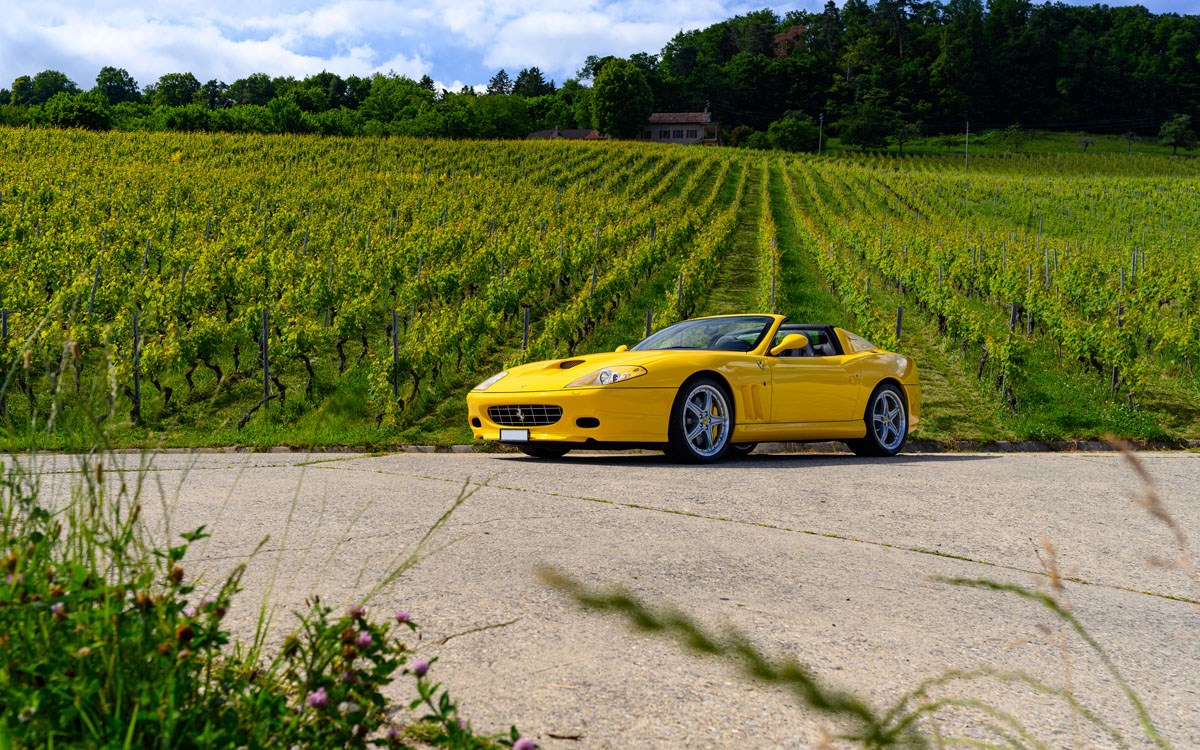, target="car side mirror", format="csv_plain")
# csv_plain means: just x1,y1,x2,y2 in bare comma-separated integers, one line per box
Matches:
615,344,628,353
769,333,809,356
